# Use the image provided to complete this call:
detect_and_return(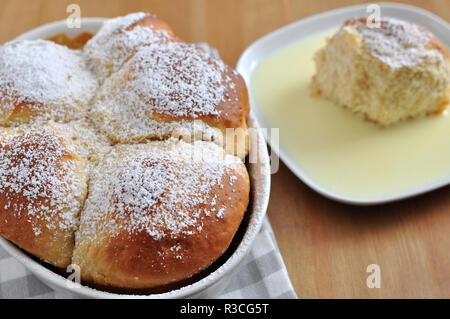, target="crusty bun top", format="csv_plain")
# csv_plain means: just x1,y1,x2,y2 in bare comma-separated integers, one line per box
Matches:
87,12,250,158
91,40,249,156
84,12,176,79
98,41,248,126
0,40,97,125
73,139,249,290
